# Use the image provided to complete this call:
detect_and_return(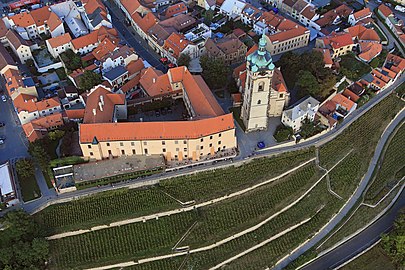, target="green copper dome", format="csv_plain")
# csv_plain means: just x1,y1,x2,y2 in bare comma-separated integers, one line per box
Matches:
247,33,275,73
